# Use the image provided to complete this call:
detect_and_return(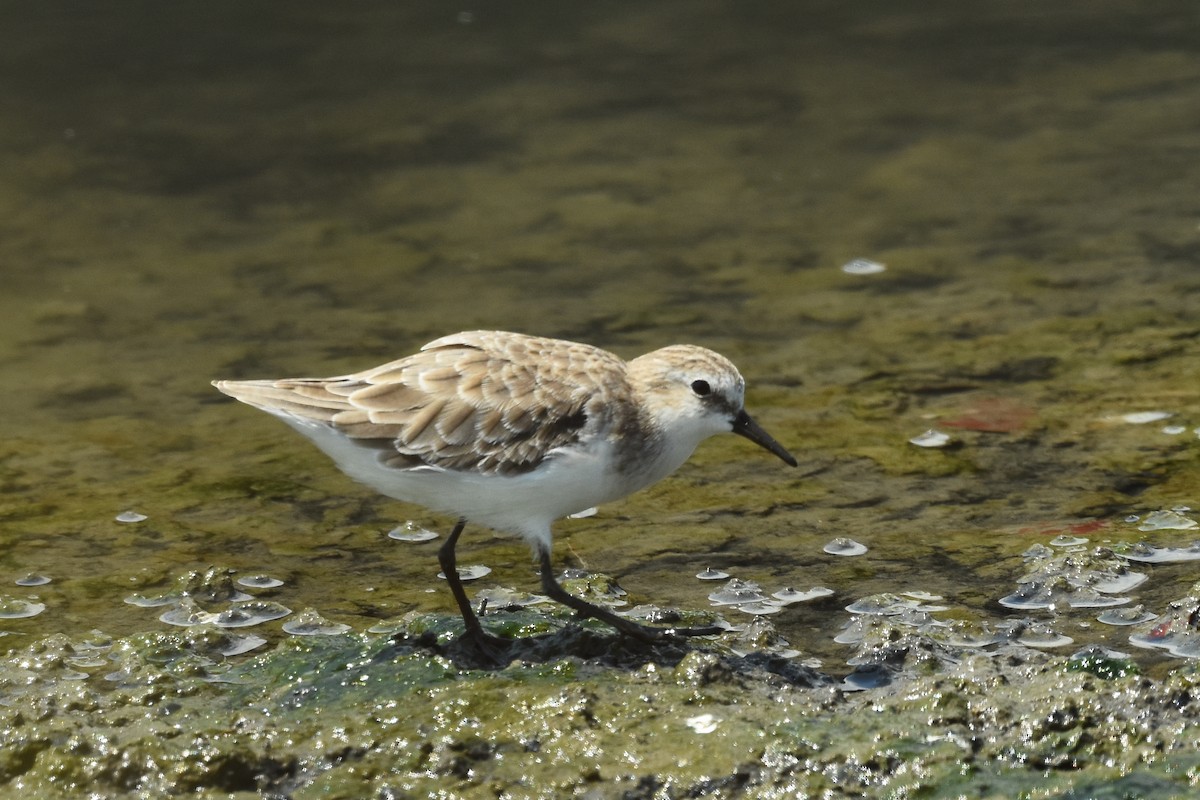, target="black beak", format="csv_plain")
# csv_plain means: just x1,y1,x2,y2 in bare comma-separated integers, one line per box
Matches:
732,410,797,467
